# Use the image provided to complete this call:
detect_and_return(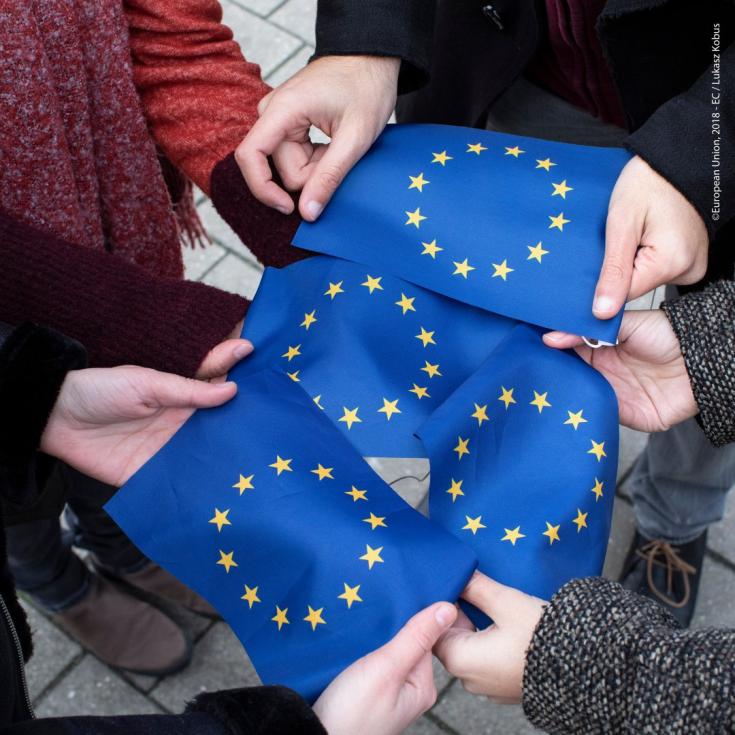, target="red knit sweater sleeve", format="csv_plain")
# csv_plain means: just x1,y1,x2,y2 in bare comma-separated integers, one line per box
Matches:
0,211,248,377
124,0,271,195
